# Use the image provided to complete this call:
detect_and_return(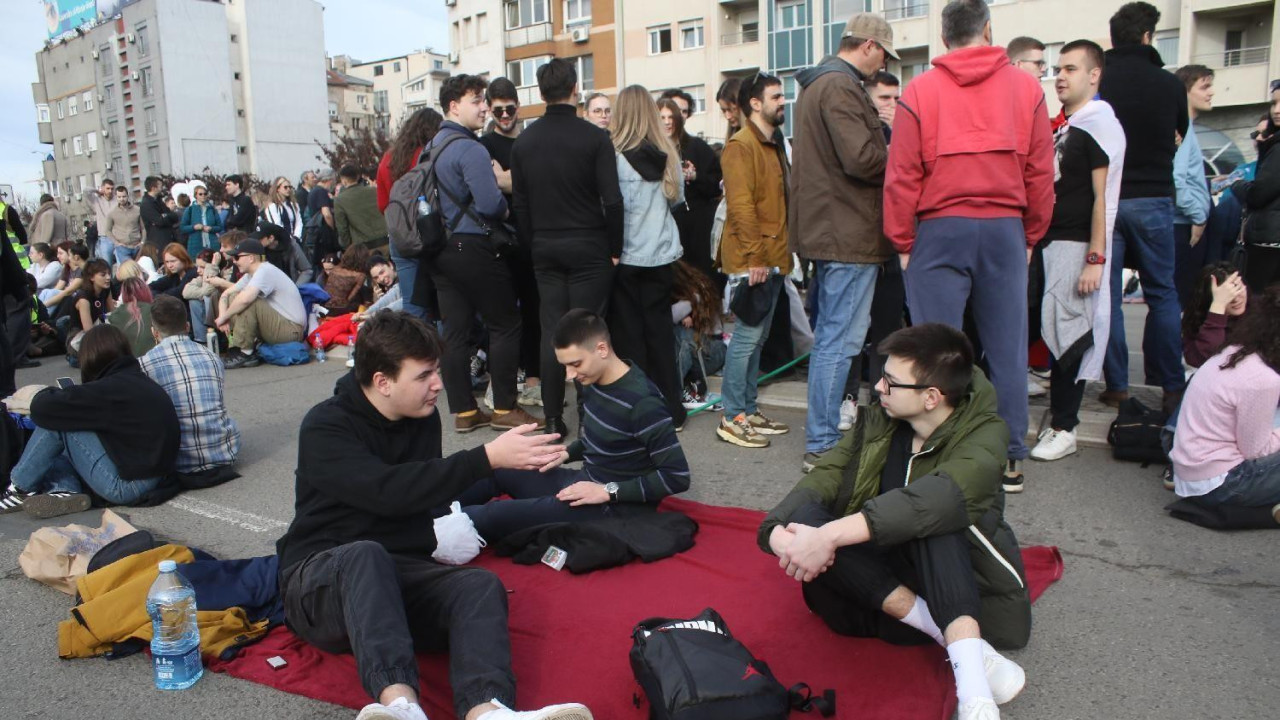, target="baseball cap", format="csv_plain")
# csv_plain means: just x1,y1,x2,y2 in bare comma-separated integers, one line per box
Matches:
843,13,899,60
228,238,265,258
